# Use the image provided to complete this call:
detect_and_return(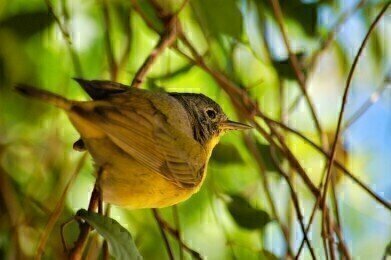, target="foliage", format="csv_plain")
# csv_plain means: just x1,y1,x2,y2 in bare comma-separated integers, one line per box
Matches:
76,209,142,260
0,0,390,259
